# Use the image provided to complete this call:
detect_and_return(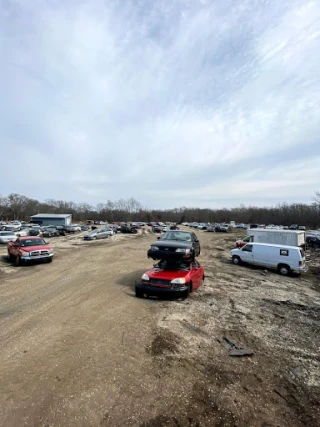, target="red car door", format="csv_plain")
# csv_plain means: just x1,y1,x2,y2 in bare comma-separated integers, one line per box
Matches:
190,262,203,290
